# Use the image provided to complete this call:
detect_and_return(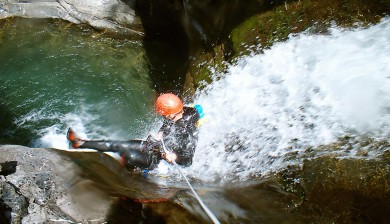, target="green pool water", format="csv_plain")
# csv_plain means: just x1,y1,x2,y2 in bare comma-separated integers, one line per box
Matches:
0,18,157,146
